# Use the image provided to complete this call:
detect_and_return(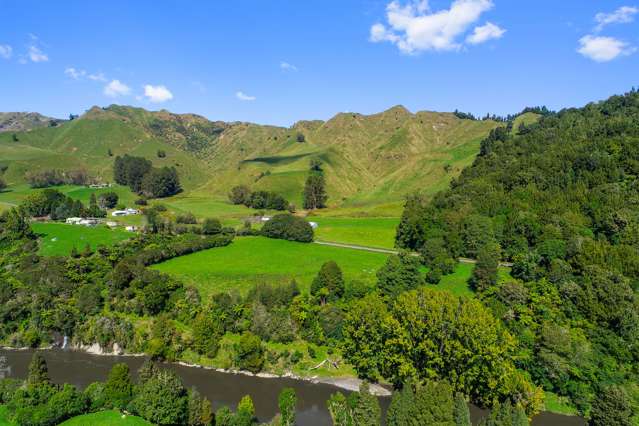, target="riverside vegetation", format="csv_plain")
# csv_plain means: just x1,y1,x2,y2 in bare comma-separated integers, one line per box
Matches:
0,91,638,425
